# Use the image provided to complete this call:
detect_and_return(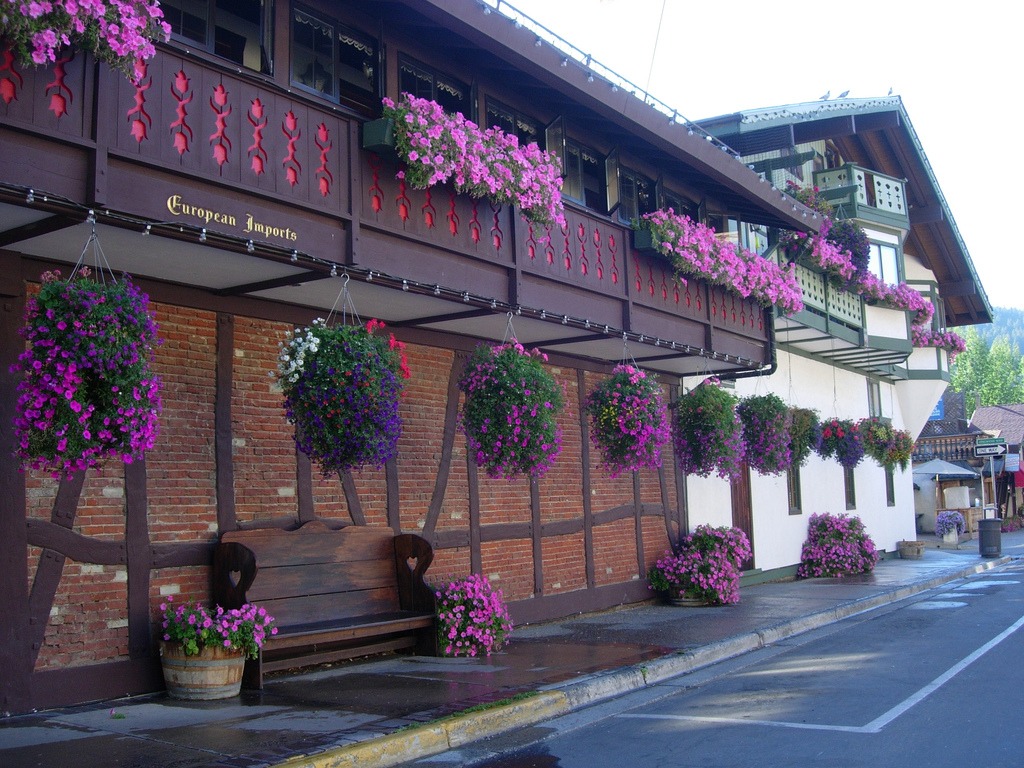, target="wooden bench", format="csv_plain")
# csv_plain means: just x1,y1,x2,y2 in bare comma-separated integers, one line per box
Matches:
212,521,436,688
